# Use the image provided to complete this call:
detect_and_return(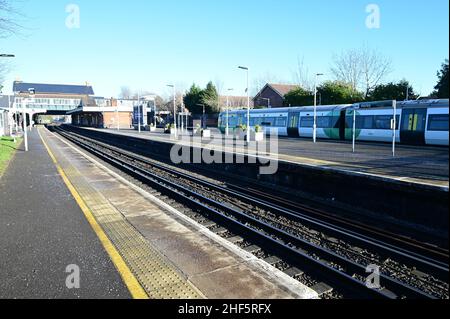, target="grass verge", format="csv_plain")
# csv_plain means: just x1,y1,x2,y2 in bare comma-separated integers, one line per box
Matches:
0,136,22,178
